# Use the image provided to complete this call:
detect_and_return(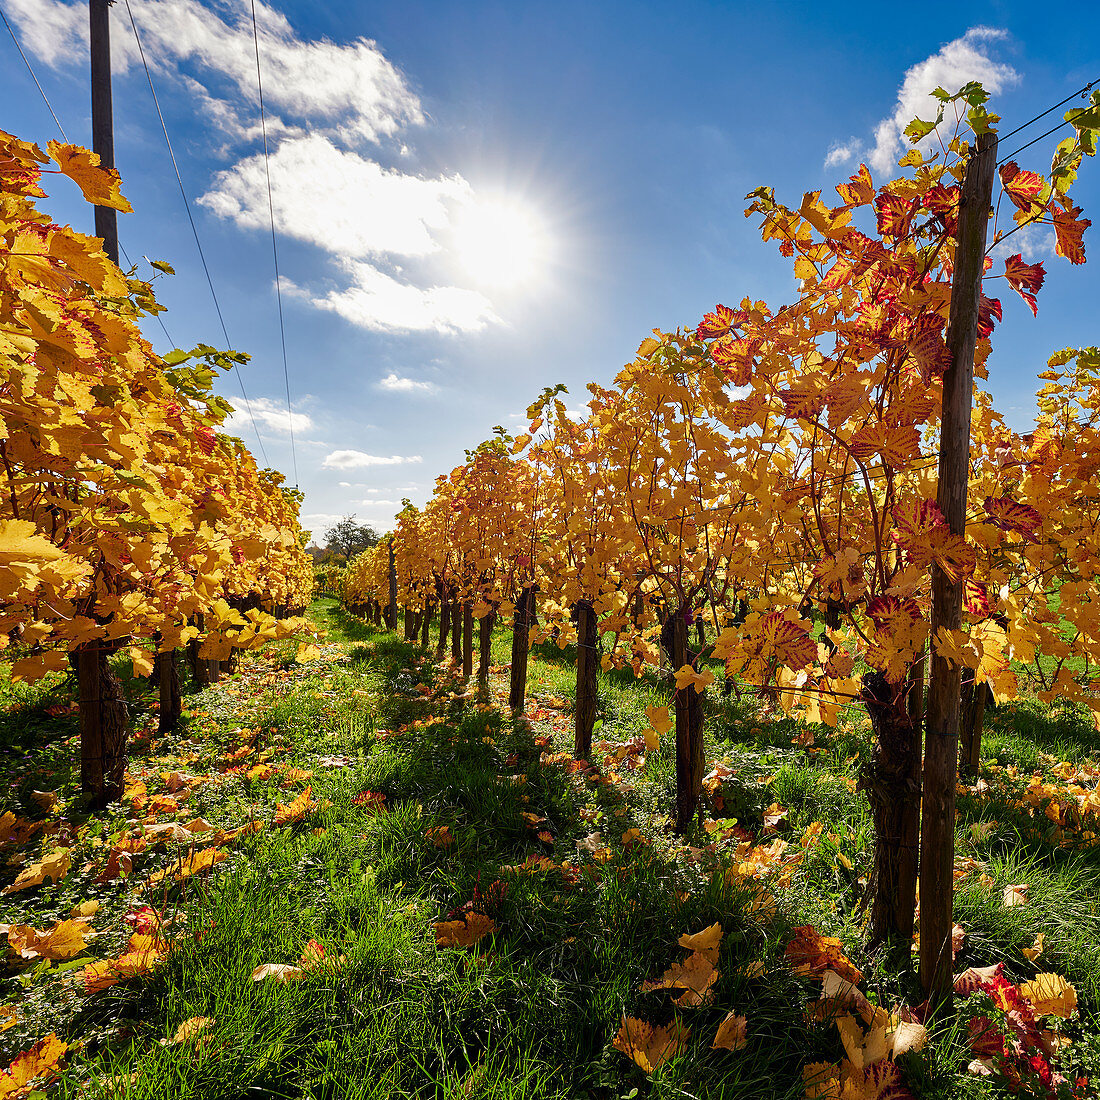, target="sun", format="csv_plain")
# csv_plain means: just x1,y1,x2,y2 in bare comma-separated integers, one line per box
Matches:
450,196,549,289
